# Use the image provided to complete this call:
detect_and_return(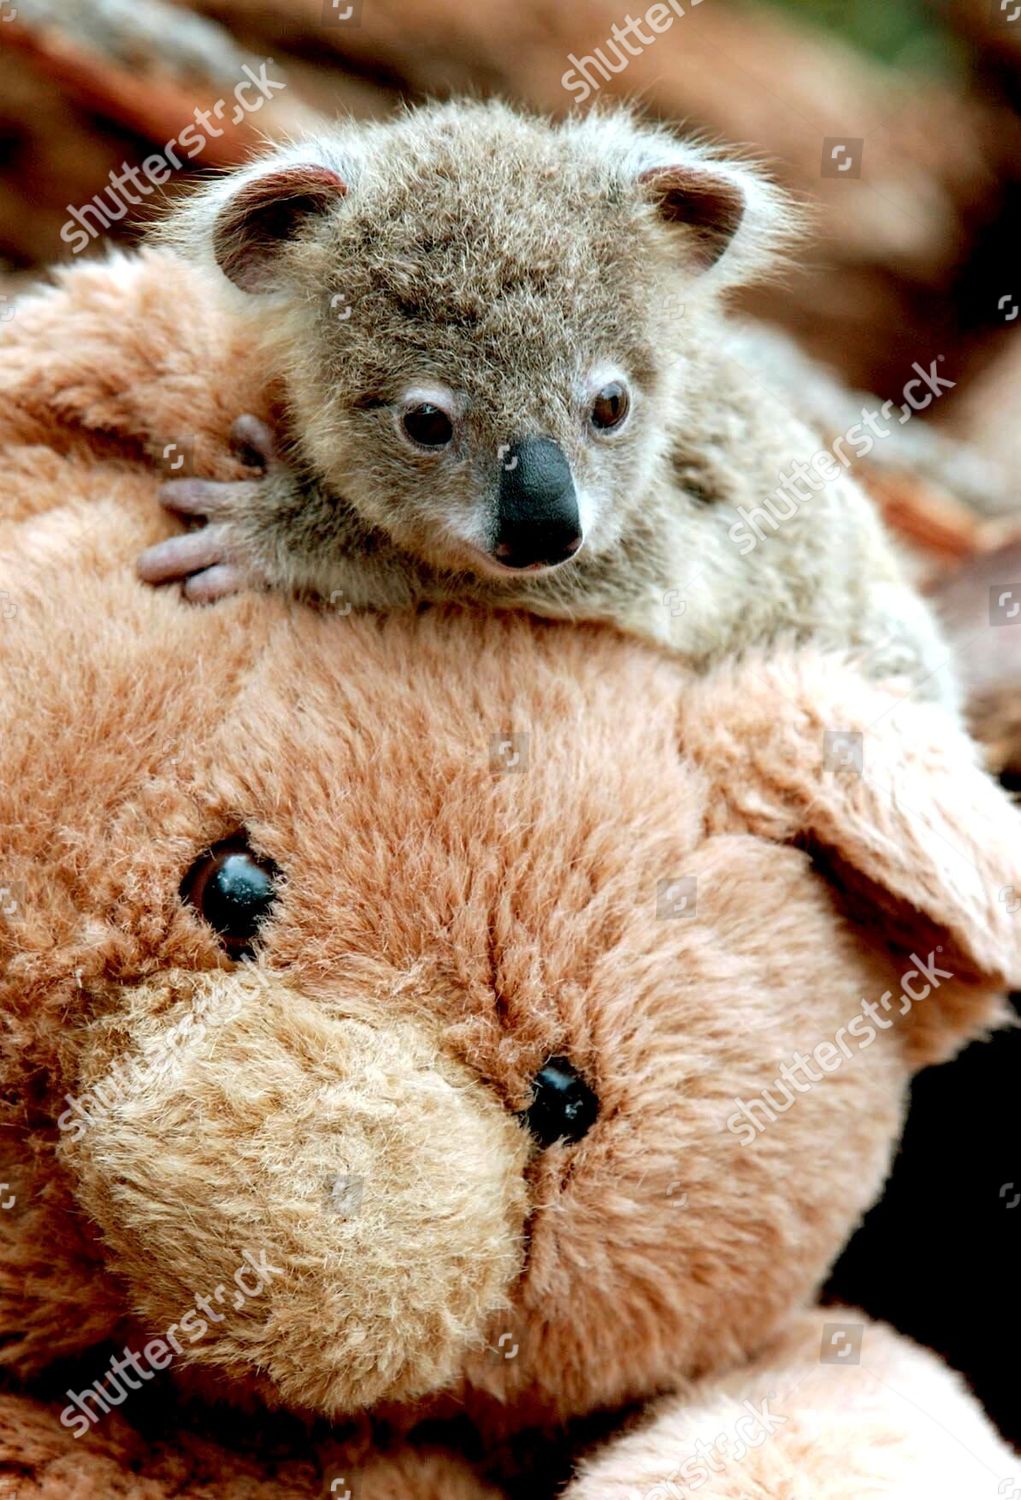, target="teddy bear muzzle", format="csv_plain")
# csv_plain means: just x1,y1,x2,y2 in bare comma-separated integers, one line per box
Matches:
60,970,531,1415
